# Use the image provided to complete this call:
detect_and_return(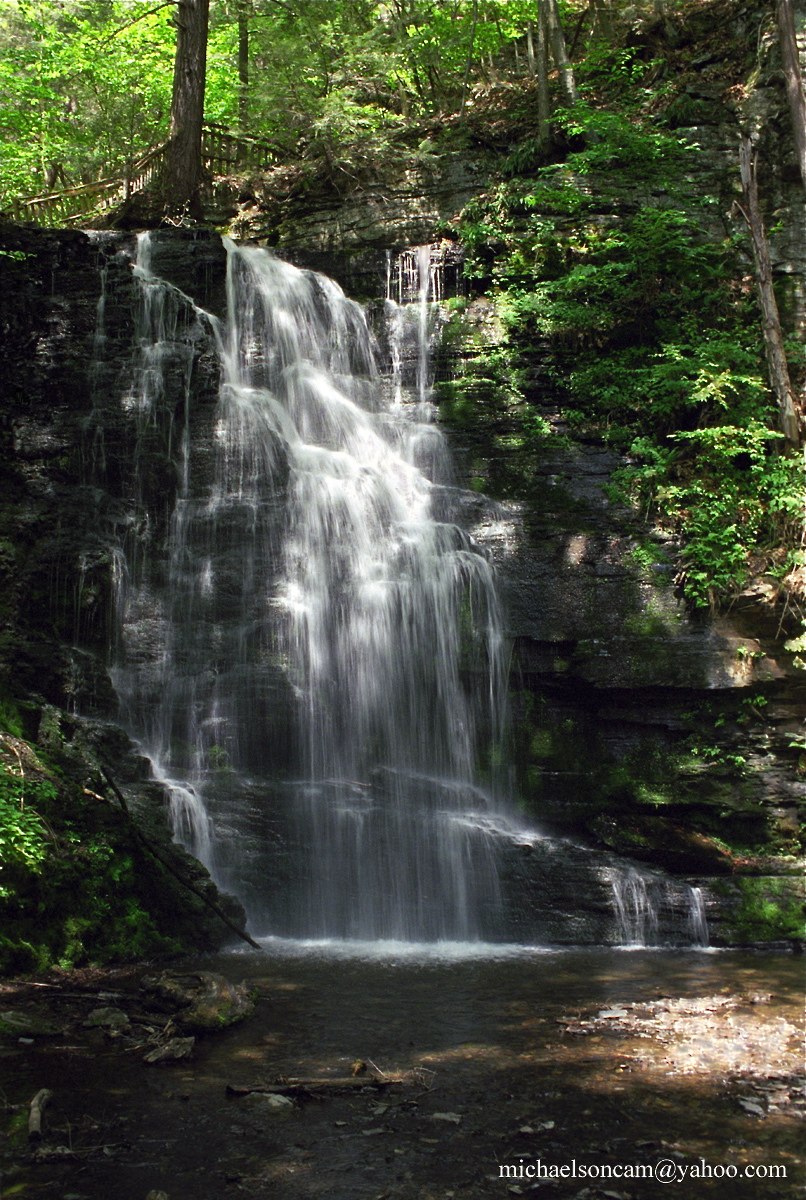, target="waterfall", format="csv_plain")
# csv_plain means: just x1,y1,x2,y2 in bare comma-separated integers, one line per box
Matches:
611,870,660,946
89,235,722,950
610,869,710,948
688,885,710,947
384,246,451,486
109,236,509,943
107,234,217,864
